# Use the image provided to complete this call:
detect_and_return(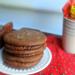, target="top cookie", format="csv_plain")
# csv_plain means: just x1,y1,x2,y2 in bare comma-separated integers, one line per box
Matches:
4,28,47,46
